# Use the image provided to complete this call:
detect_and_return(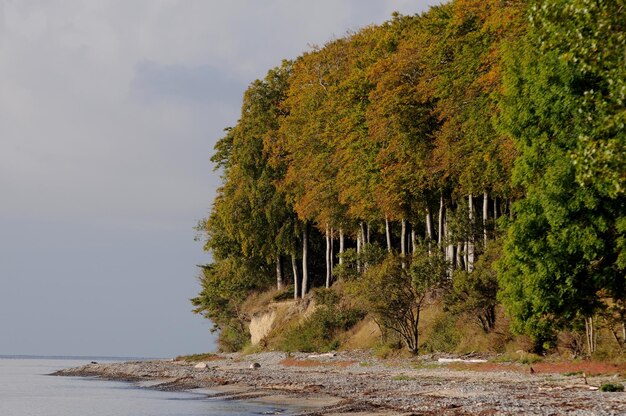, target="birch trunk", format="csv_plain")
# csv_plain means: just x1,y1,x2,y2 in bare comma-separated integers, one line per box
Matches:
366,222,371,244
301,224,309,298
360,222,368,270
585,316,597,355
356,233,361,273
444,214,454,276
385,217,392,252
330,227,334,275
426,207,433,256
360,222,367,247
276,255,283,290
493,196,498,221
468,194,475,272
438,194,444,247
292,254,299,299
401,219,407,256
426,207,434,240
411,228,417,255
401,219,407,269
456,242,464,271
483,191,488,247
339,228,345,265
325,224,331,288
